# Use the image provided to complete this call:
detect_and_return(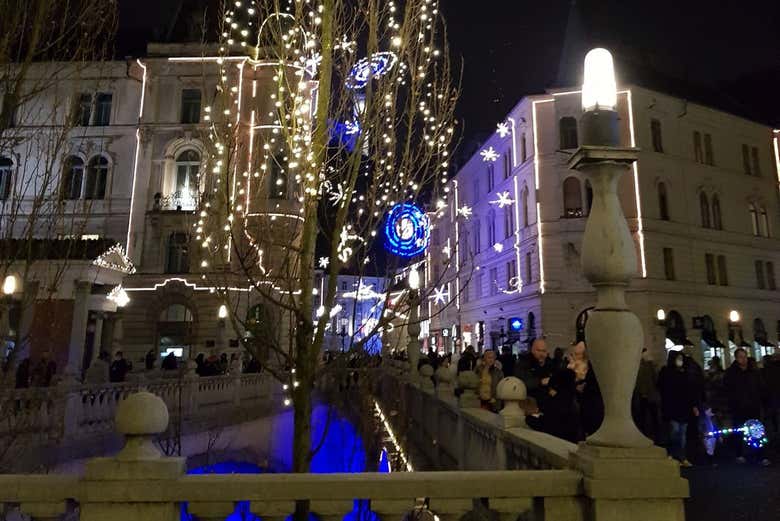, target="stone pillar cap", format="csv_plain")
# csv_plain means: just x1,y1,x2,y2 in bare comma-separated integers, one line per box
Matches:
116,391,169,436
496,376,527,401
